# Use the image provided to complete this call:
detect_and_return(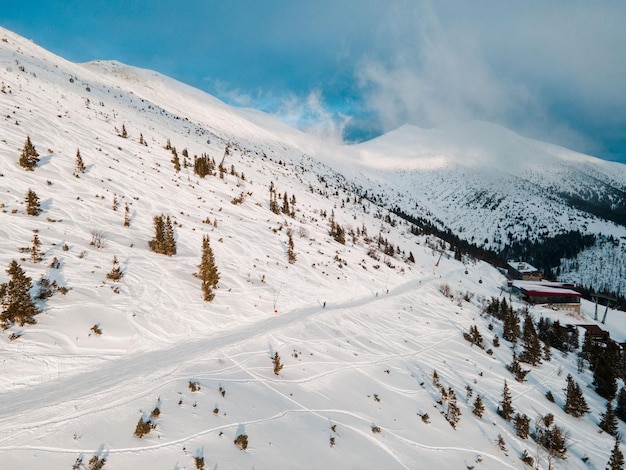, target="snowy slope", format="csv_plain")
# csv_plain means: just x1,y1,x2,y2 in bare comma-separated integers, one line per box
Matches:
0,26,625,470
